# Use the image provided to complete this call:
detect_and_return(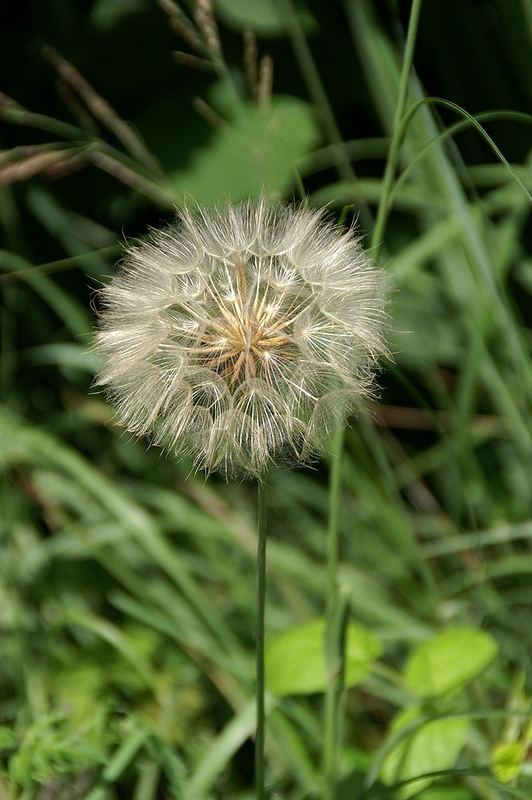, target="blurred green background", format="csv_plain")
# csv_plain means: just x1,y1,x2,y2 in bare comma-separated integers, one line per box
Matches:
1,1,531,798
